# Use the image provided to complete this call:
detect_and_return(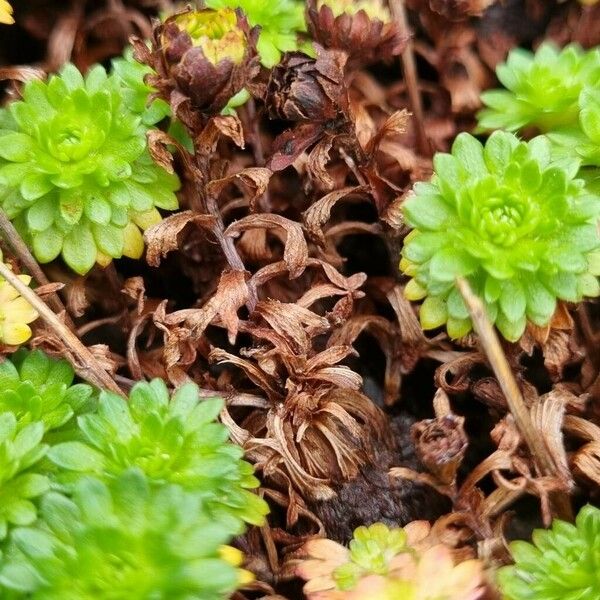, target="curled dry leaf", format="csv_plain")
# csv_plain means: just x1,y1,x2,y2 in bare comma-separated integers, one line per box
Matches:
207,167,272,212
225,214,308,279
303,186,367,246
144,211,217,267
